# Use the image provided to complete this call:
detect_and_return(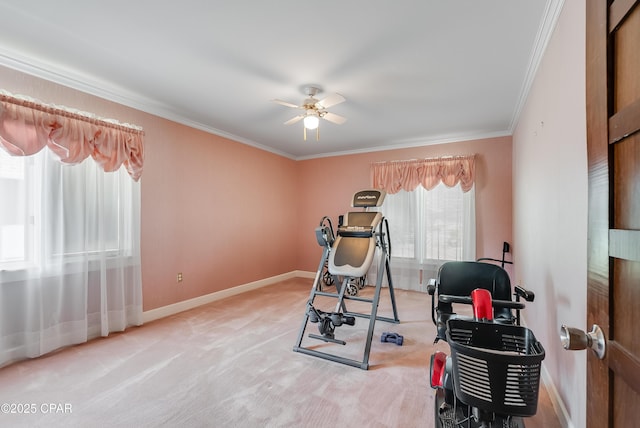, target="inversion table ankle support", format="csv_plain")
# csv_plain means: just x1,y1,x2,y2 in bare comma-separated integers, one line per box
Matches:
293,189,400,370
